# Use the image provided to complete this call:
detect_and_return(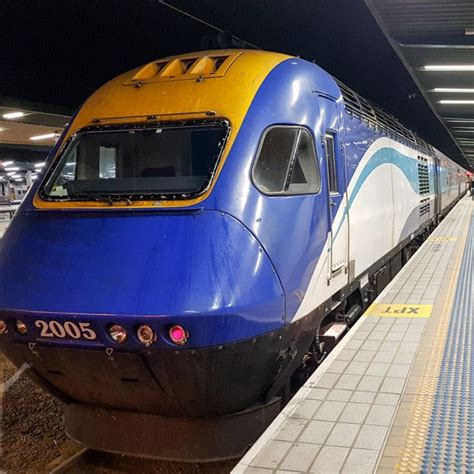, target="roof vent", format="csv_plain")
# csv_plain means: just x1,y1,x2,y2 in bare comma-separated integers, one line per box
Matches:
126,52,242,86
